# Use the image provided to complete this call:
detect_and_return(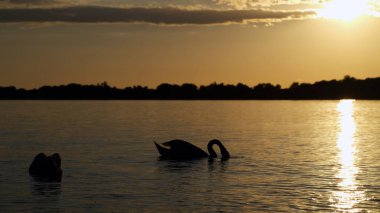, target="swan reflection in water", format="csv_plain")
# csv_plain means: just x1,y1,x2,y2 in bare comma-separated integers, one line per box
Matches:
330,99,365,211
154,139,230,160
31,181,61,196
